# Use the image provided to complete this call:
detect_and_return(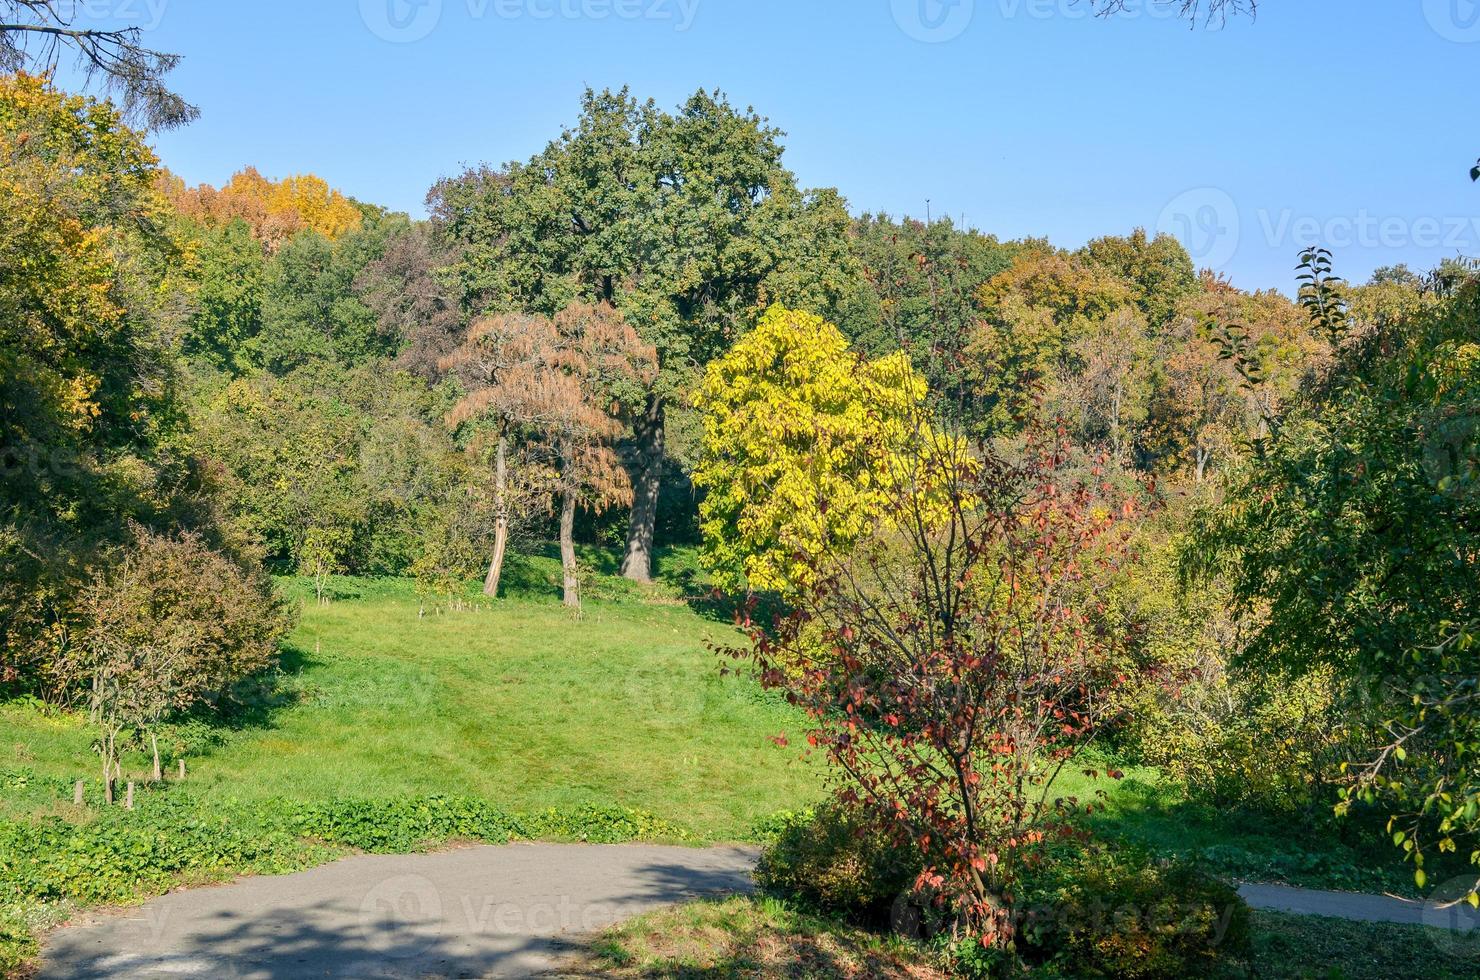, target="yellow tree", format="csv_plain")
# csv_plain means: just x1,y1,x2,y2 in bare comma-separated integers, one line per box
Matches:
1,72,184,688
693,306,927,596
